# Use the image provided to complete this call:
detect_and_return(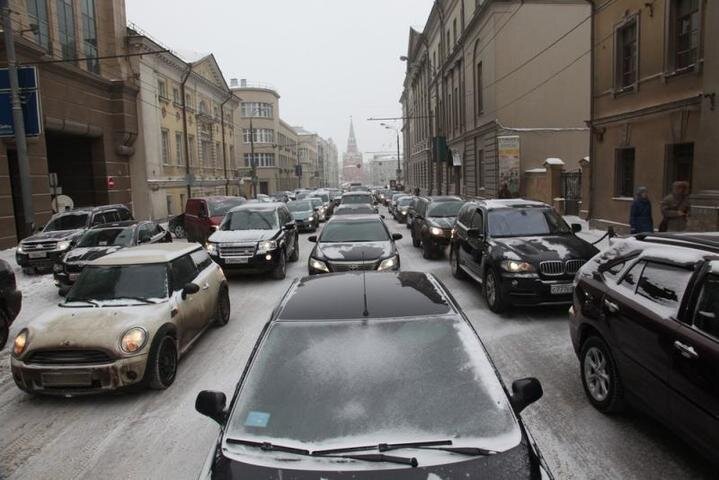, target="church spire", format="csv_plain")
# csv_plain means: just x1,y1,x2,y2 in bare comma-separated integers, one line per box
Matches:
346,118,358,154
